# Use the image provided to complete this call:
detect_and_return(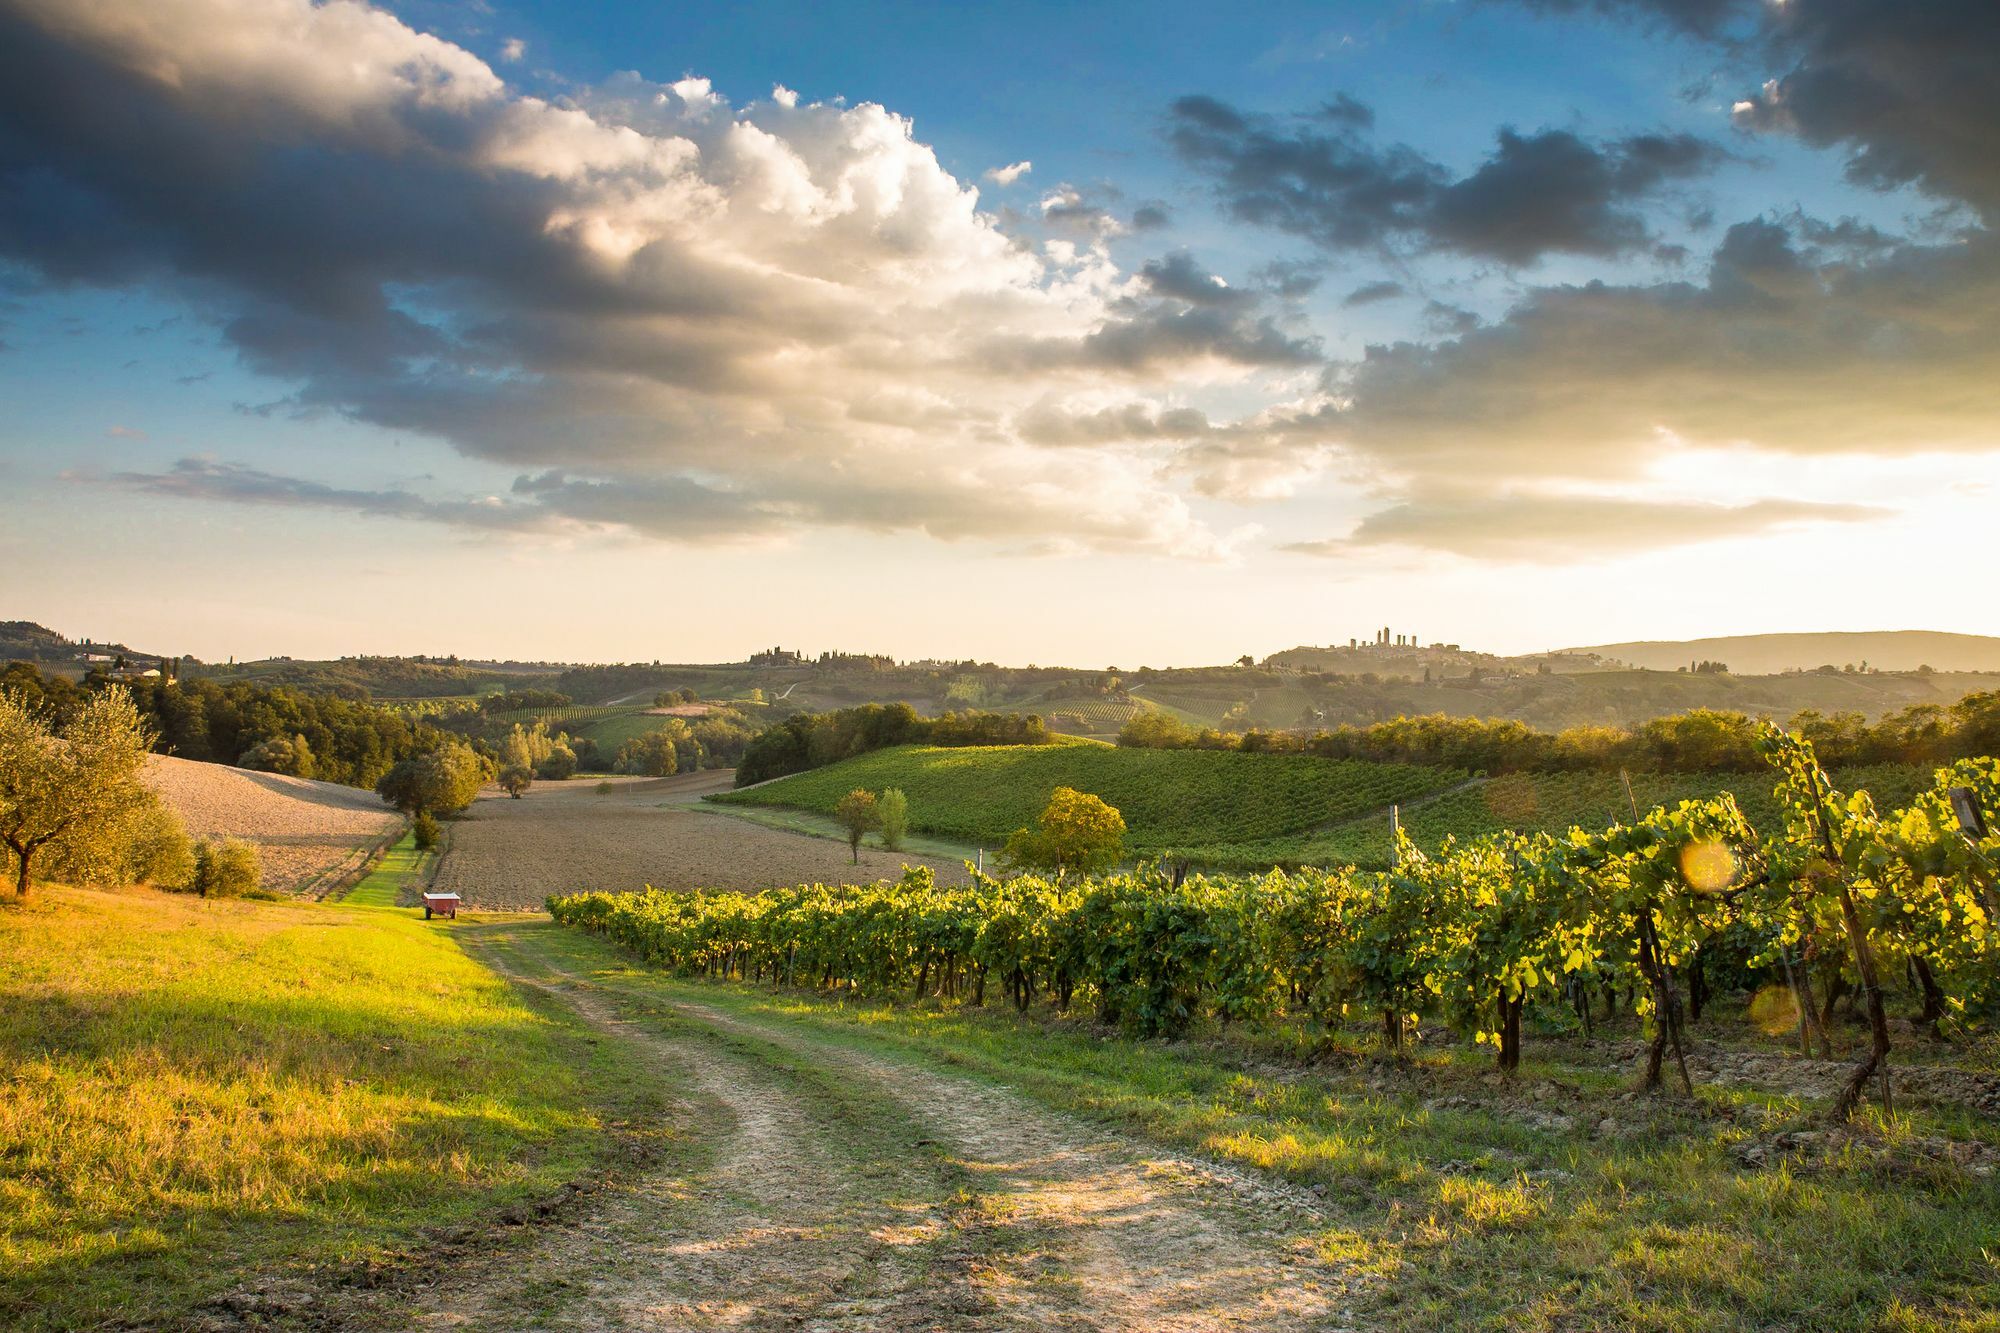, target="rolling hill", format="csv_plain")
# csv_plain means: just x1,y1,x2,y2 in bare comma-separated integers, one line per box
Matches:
1567,631,2000,675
